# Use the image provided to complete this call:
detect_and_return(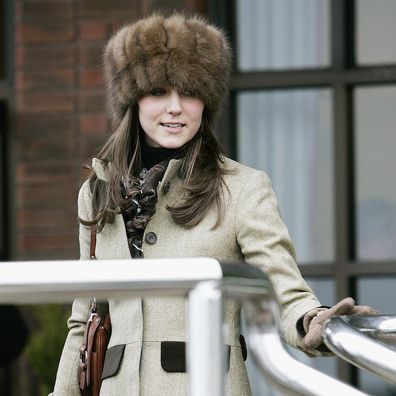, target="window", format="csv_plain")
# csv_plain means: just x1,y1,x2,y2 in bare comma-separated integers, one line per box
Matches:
237,88,334,263
212,0,396,392
355,86,396,262
236,0,330,71
356,0,396,65
0,102,6,260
